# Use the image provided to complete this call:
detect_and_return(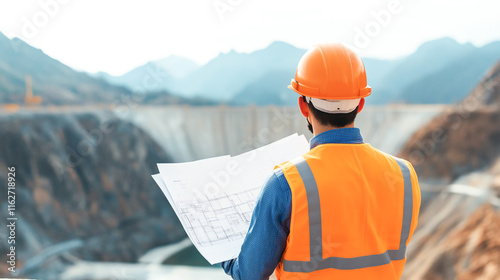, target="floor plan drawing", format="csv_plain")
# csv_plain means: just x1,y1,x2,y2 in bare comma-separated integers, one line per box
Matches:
178,187,261,247
152,134,309,264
